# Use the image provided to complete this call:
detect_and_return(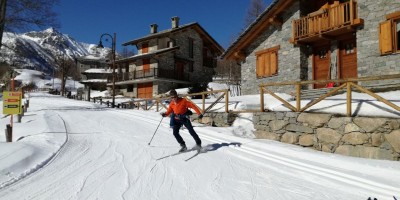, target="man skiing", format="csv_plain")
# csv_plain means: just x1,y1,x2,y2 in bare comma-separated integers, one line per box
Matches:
161,89,203,152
